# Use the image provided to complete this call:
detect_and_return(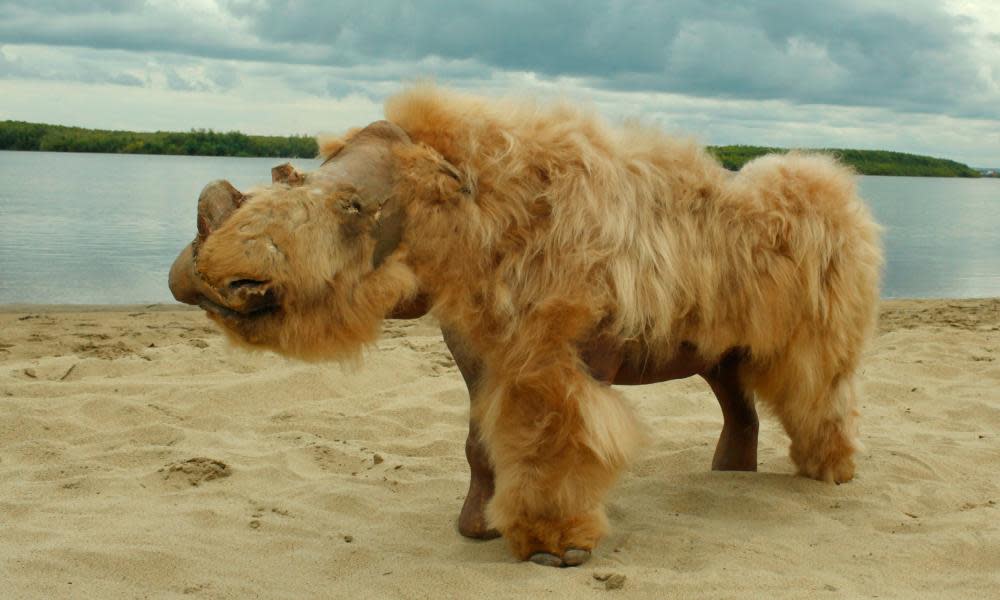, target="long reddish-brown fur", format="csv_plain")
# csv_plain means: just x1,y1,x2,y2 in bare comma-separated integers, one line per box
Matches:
194,85,882,560
366,86,880,557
